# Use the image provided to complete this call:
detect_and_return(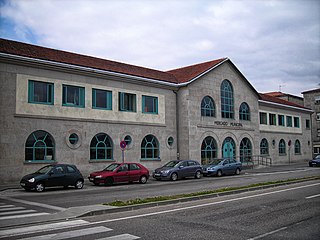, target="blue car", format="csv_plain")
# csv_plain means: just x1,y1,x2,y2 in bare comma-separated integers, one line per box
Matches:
202,159,242,177
309,155,320,167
